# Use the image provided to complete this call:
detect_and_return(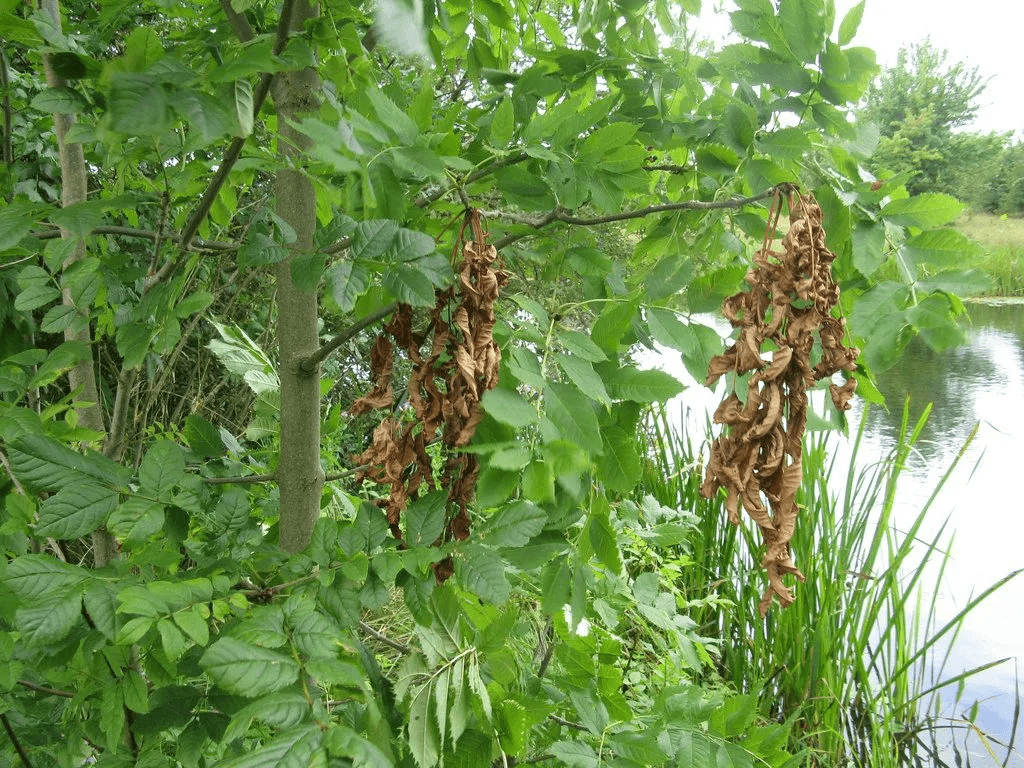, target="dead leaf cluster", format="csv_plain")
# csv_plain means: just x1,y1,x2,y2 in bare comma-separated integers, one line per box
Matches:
352,210,507,573
700,190,860,614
